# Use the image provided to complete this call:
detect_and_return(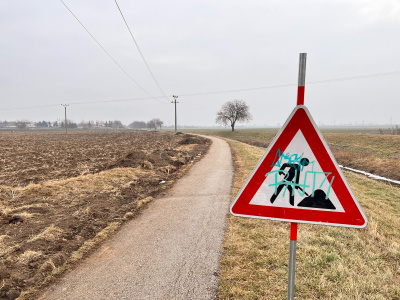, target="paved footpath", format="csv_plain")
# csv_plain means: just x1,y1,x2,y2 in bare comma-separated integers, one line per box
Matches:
40,136,233,300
